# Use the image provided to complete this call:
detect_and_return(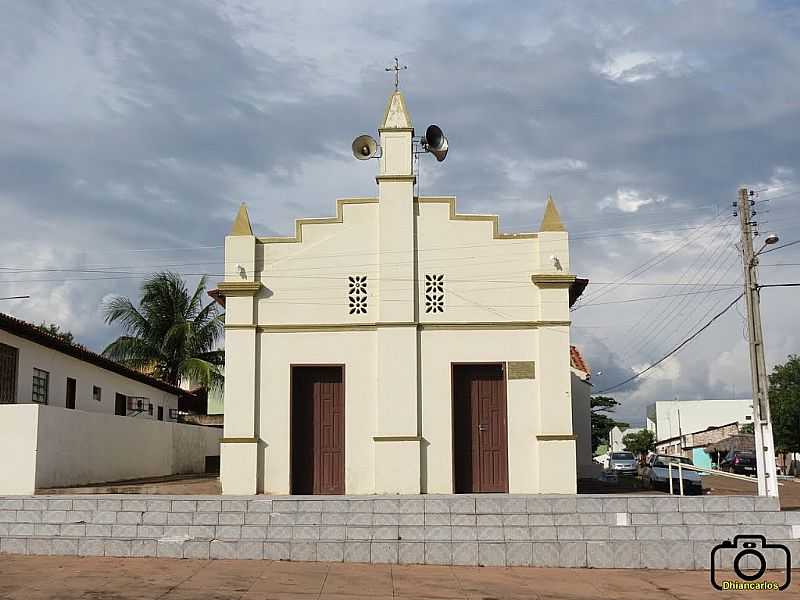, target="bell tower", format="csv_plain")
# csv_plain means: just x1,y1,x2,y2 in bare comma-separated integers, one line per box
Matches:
373,88,421,493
